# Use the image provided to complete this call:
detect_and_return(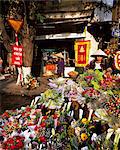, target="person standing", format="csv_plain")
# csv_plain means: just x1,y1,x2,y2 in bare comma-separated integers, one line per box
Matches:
57,57,64,77
87,49,107,72
0,57,3,75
